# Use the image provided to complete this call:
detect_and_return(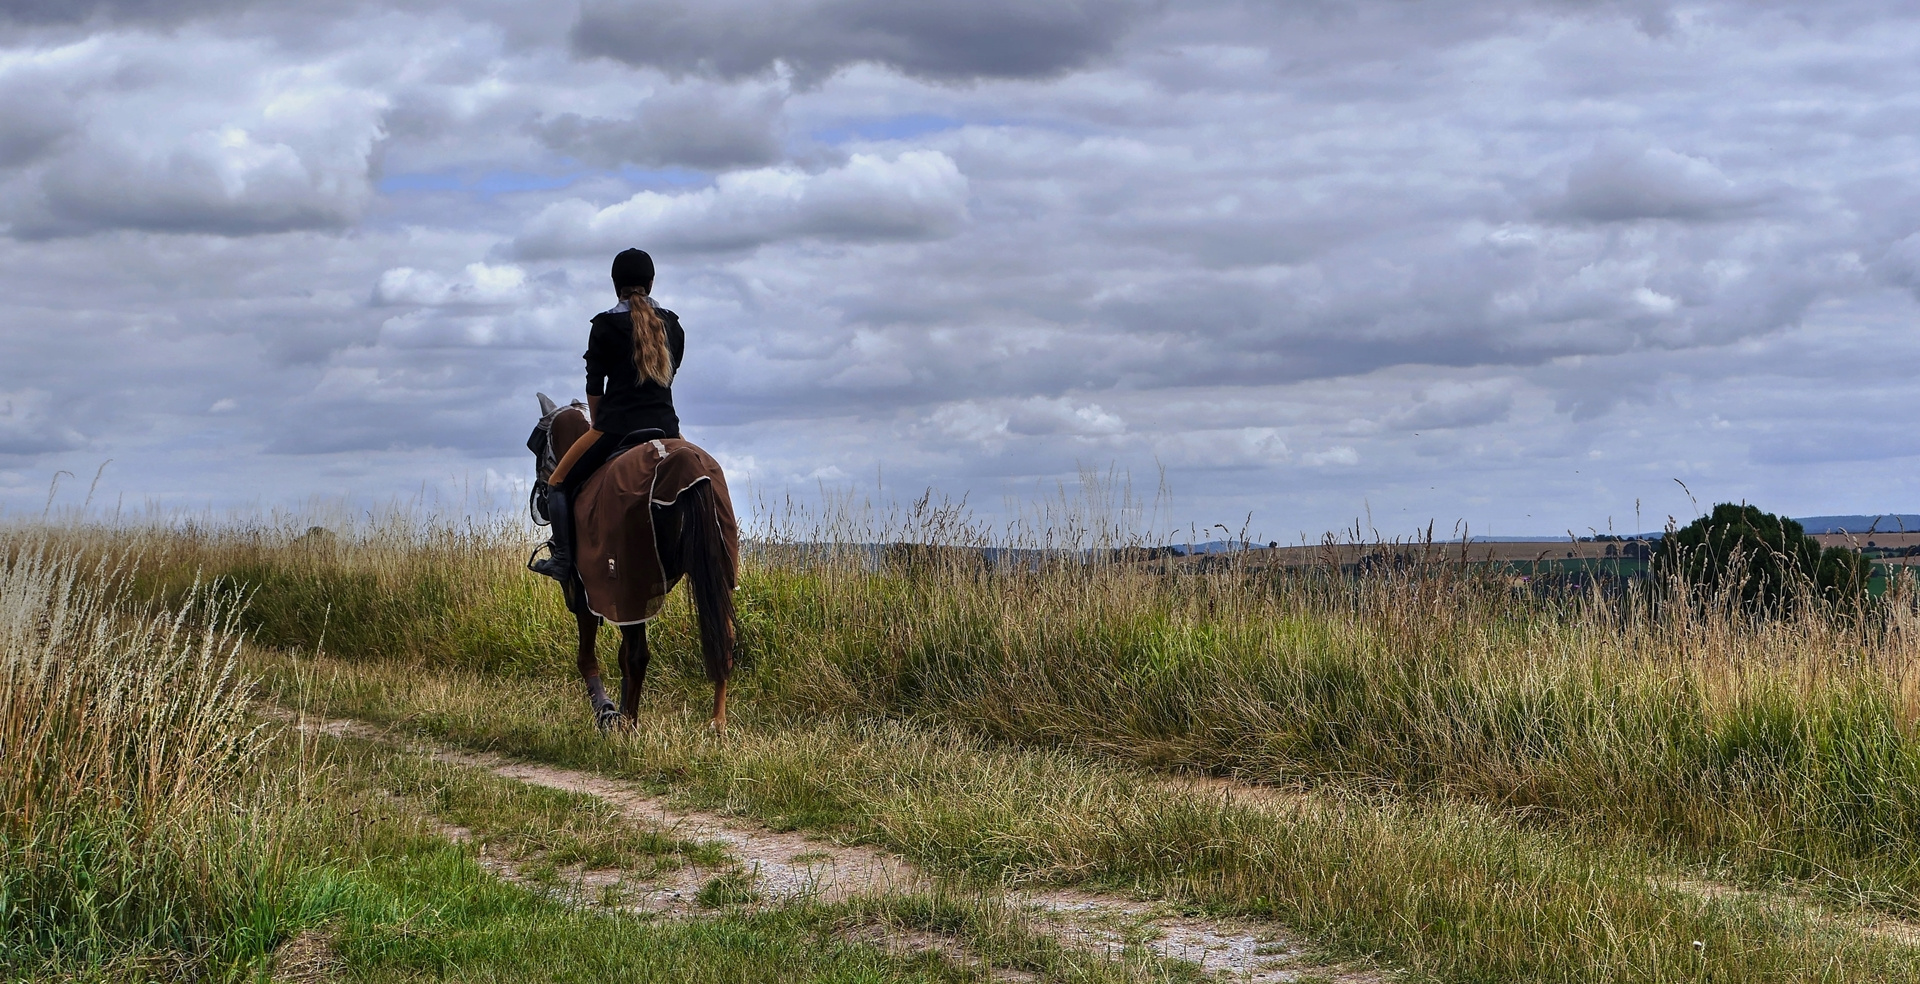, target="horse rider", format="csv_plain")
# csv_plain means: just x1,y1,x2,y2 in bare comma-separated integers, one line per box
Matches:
531,247,685,583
